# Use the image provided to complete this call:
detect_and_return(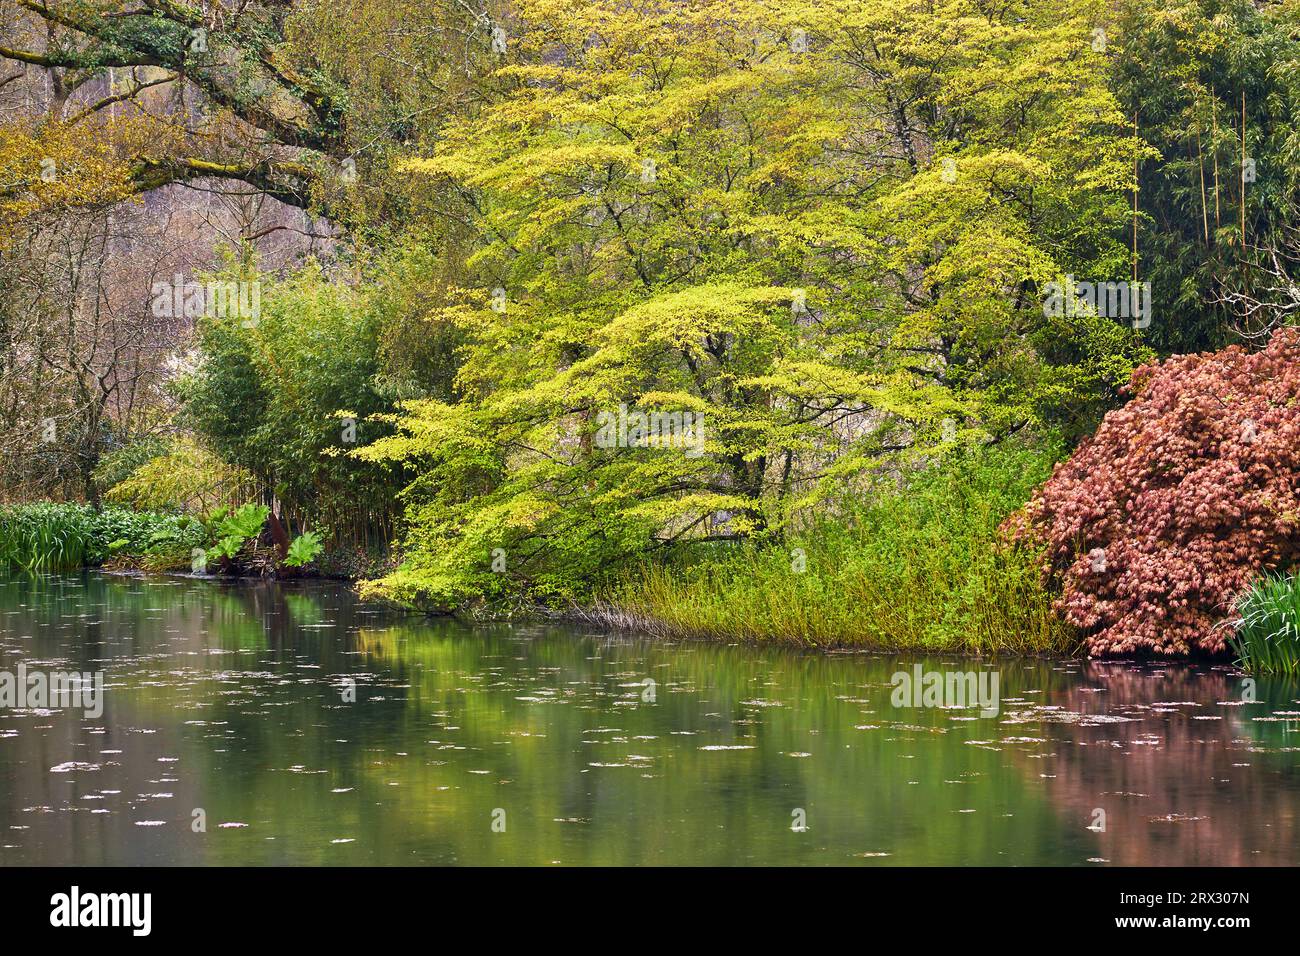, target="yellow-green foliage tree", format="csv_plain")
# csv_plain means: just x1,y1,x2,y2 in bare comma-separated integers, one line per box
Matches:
353,0,1150,610
0,118,147,246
